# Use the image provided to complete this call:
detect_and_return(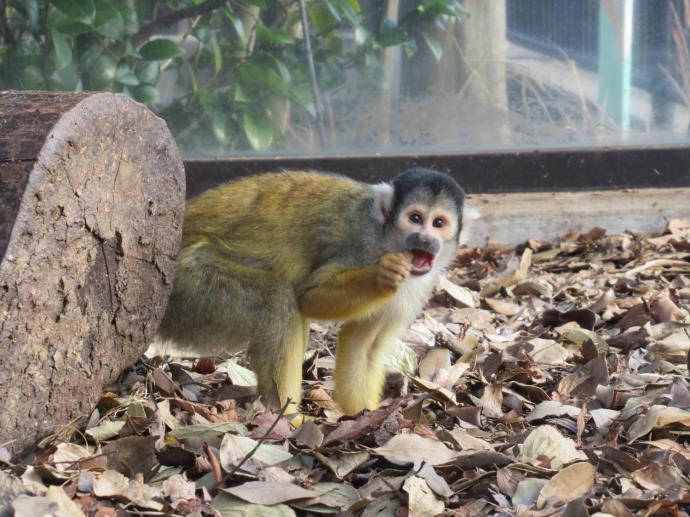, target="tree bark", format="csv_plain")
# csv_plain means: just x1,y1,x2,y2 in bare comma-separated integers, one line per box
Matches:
0,91,185,456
